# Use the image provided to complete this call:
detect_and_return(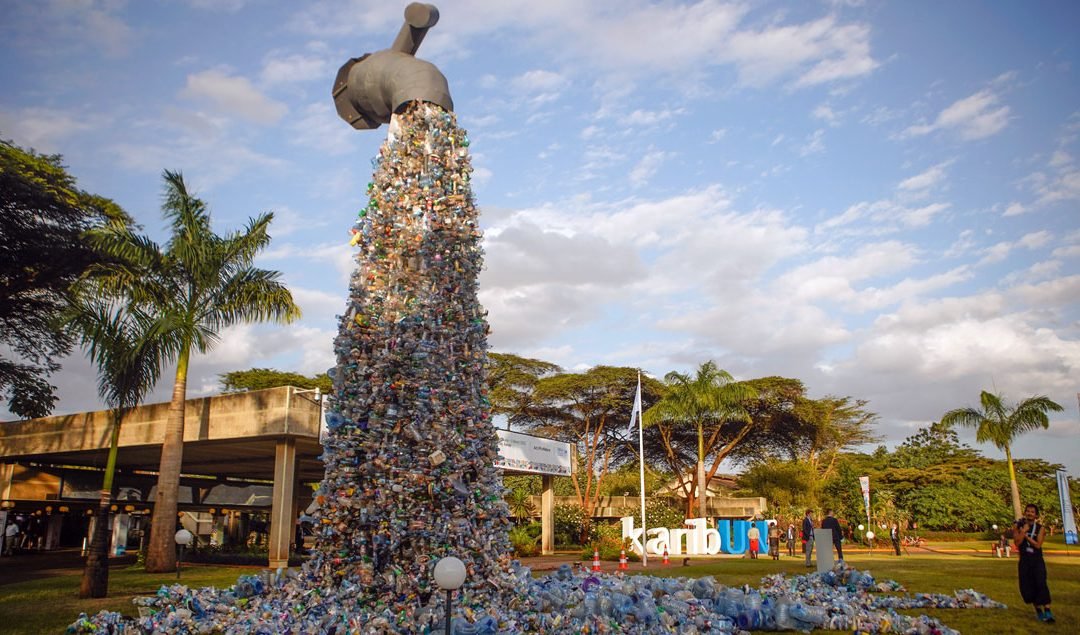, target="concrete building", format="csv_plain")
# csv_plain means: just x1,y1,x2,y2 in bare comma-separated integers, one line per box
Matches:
0,386,571,566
